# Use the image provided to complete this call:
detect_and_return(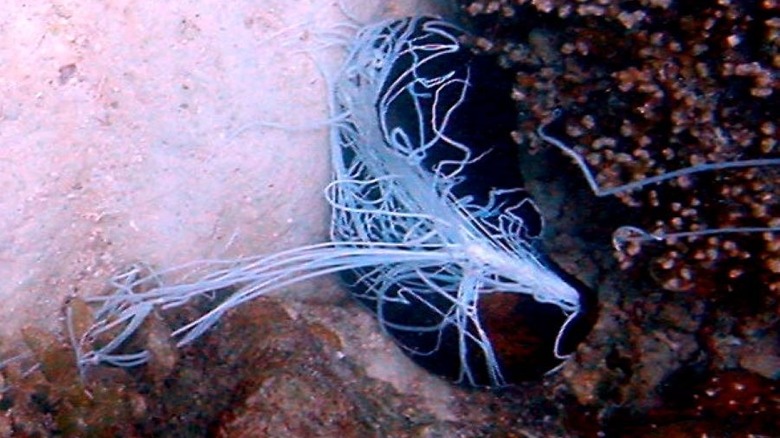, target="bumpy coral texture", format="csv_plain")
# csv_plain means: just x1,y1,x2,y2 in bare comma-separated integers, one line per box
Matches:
462,0,778,299
458,1,779,435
